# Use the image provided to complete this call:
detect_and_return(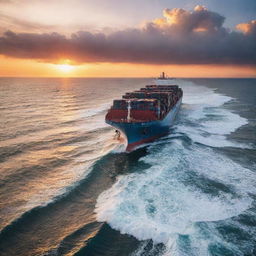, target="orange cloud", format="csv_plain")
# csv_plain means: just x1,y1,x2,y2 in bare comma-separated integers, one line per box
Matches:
152,5,224,33
236,20,256,34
